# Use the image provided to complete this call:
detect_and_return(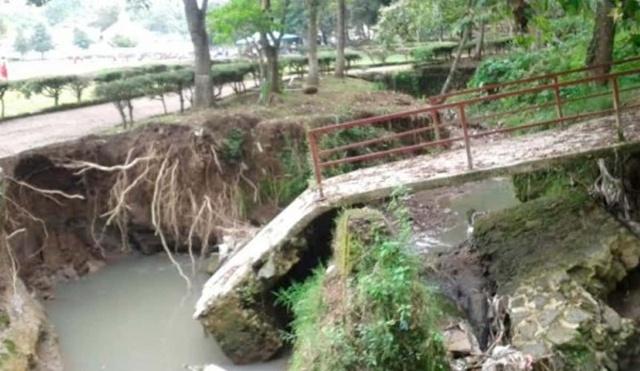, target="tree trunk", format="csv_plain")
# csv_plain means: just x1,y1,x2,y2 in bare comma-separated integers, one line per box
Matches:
441,23,471,95
474,20,485,60
510,0,530,34
259,0,281,102
183,0,213,109
260,34,281,100
586,0,616,78
335,0,347,78
126,100,134,126
306,0,320,88
115,101,127,127
178,91,185,113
